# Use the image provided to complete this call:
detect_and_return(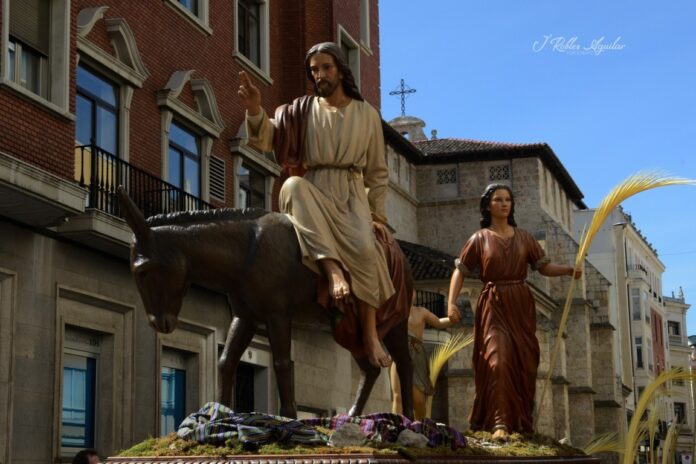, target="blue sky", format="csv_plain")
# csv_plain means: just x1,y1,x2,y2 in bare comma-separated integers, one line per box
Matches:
378,1,696,332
